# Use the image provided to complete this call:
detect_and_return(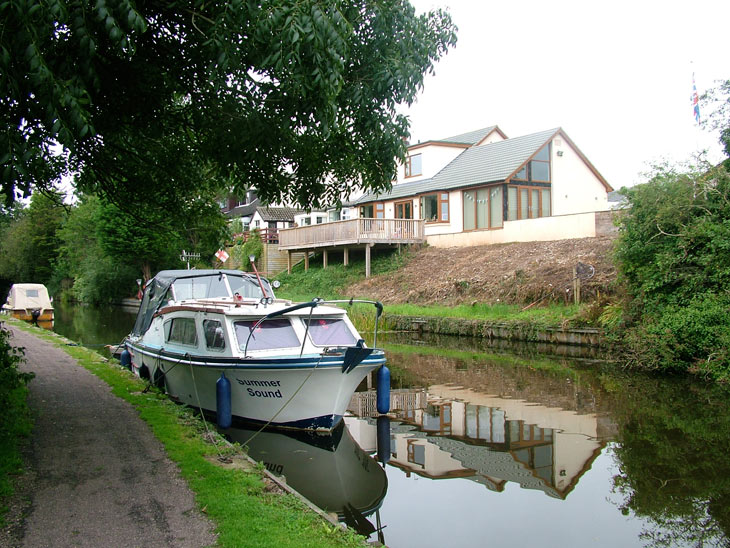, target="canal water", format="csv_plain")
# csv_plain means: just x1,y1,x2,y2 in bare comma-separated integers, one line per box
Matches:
53,302,730,548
